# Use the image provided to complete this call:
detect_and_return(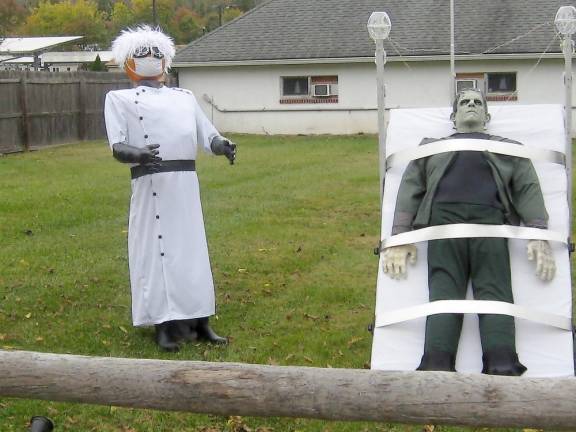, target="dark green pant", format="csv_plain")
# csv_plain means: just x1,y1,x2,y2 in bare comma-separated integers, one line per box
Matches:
425,203,516,354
